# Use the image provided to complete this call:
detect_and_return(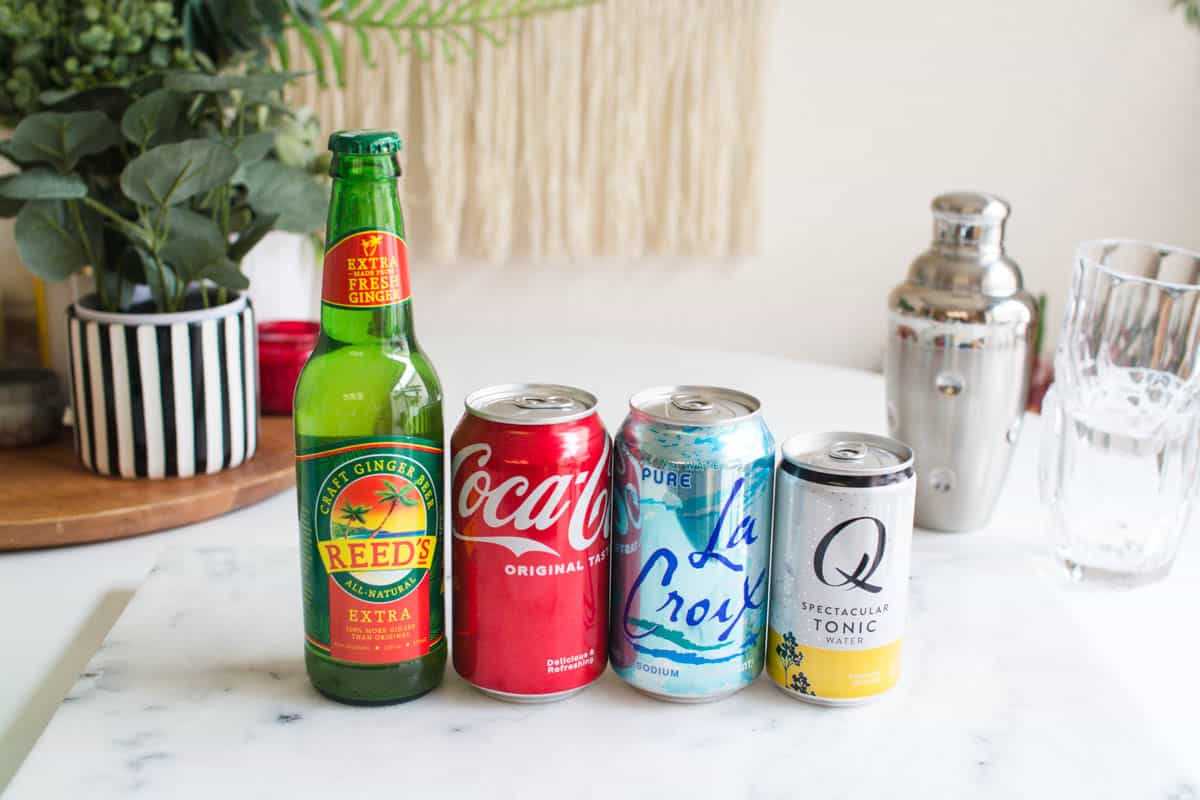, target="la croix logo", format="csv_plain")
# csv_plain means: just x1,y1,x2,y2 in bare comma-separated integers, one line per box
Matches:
360,234,382,258
452,438,610,559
